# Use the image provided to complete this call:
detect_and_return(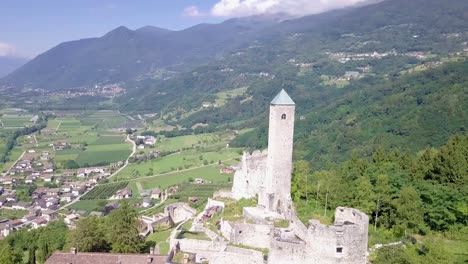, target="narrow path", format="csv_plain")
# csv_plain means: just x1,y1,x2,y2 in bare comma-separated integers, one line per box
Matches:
55,120,62,131
108,134,136,179
136,182,144,193
126,115,135,121
0,119,4,127
5,151,26,173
